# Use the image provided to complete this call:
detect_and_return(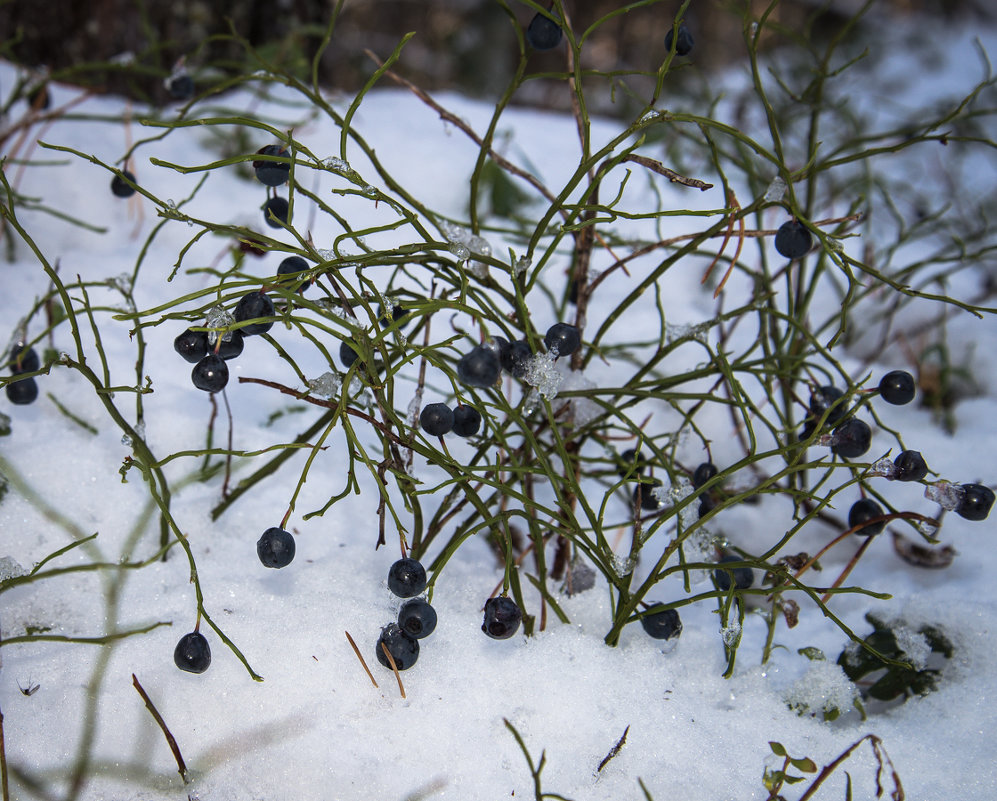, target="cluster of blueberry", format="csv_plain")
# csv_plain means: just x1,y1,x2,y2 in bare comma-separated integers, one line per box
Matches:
5,343,41,405
254,145,292,229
